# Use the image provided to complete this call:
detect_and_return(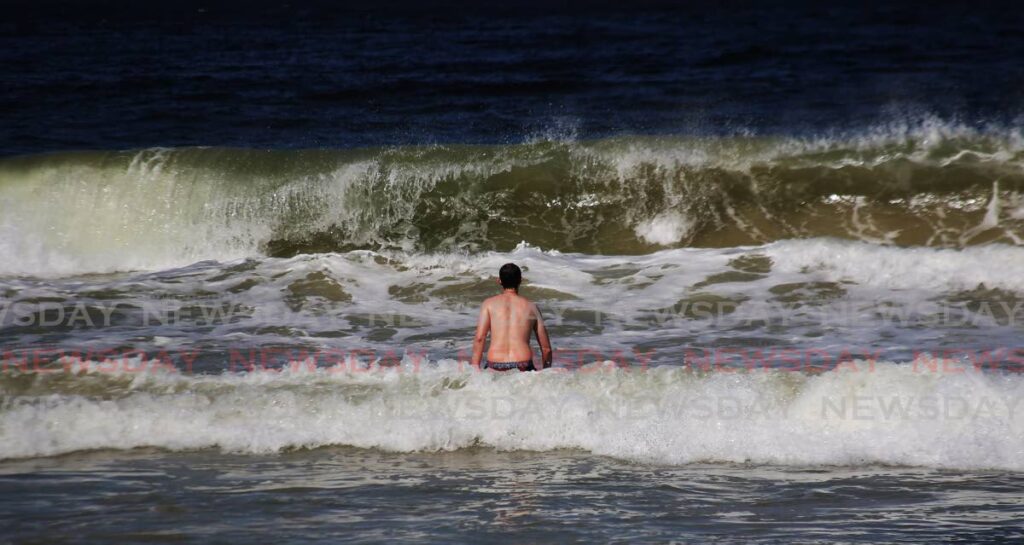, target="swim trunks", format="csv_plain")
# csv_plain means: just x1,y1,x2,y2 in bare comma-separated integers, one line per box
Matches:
484,360,537,372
